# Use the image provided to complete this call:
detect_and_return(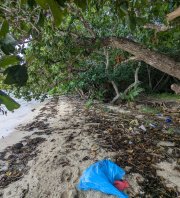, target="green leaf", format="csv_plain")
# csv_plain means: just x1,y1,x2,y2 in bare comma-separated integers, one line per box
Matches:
55,0,66,7
127,14,136,30
35,0,48,9
27,0,37,9
173,31,180,39
0,55,20,68
0,90,20,111
48,0,64,26
0,34,17,55
20,0,27,6
120,5,128,15
74,0,87,10
20,21,30,32
4,65,28,86
0,20,9,39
